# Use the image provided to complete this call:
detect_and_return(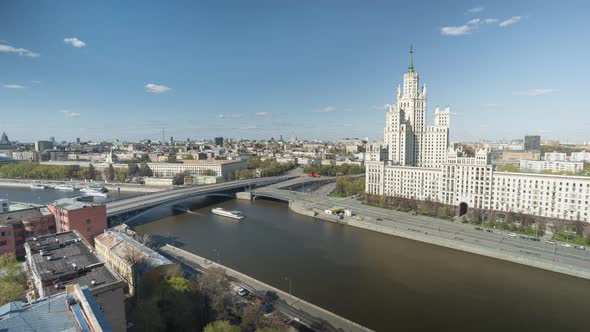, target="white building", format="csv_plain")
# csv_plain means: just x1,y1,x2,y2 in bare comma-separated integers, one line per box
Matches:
519,160,583,173
147,160,247,179
366,48,590,223
571,151,590,162
544,152,567,161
